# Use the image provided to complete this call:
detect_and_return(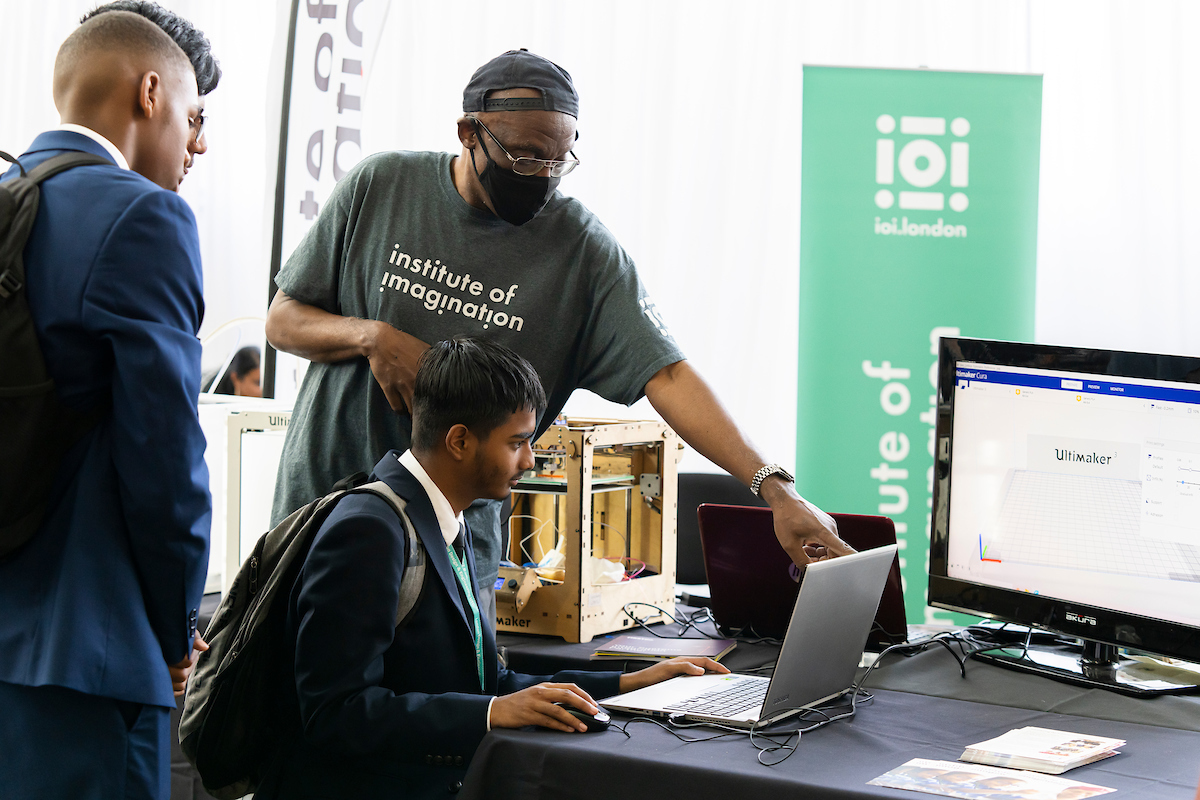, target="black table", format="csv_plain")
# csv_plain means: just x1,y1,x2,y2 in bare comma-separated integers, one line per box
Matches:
473,621,1200,800
461,687,1200,800
862,644,1200,733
